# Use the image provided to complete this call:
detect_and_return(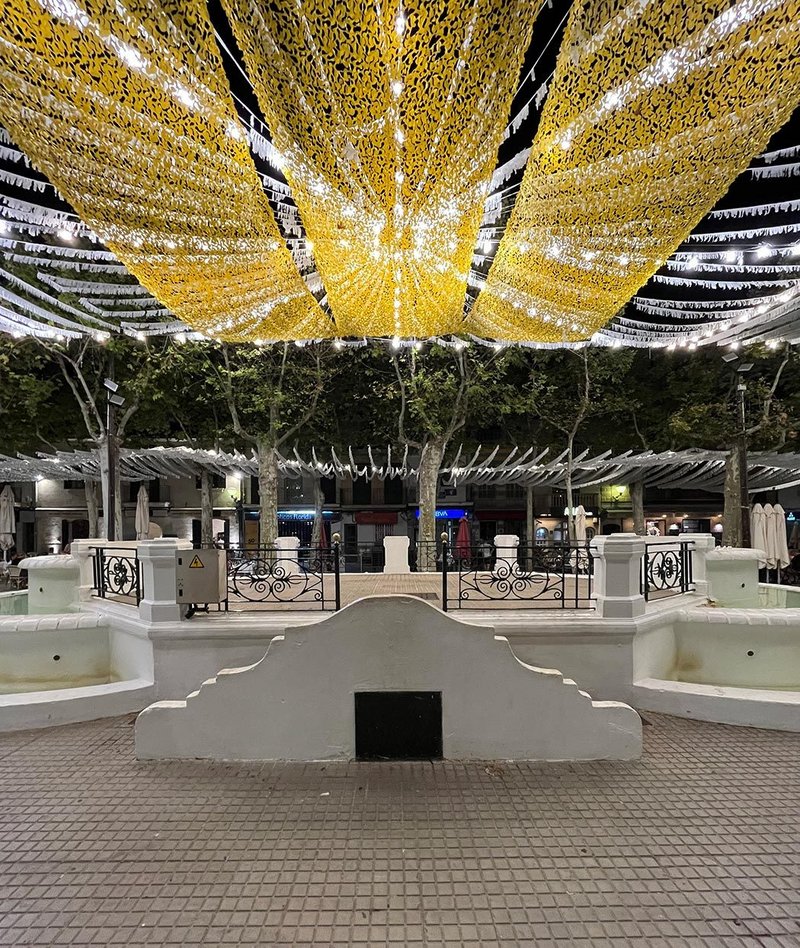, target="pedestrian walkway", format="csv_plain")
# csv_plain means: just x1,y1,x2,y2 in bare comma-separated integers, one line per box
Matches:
0,714,797,945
